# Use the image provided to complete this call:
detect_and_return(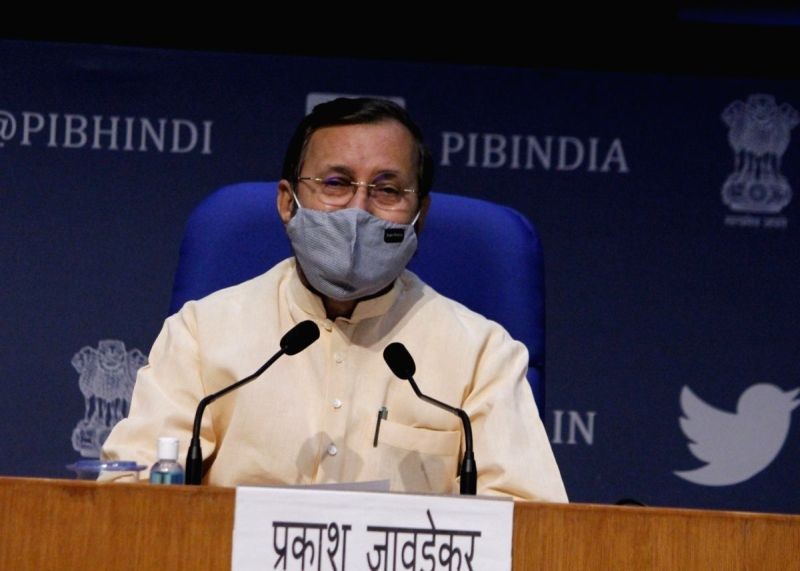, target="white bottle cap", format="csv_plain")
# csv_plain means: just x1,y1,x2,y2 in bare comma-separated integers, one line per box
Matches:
157,437,180,461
